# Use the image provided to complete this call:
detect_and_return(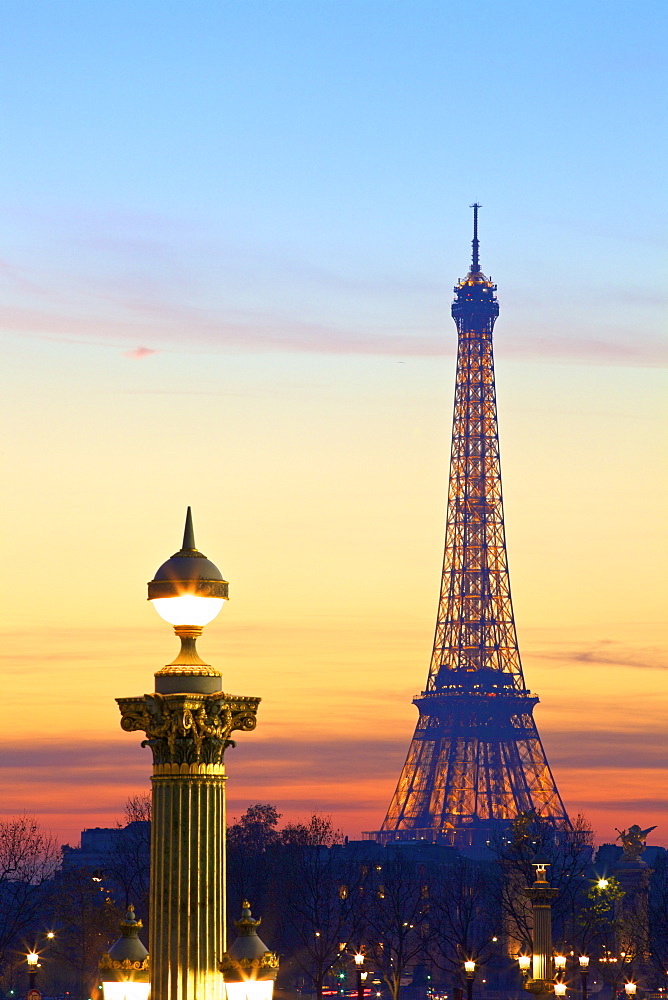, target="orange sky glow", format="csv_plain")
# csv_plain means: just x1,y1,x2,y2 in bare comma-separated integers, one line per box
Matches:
3,349,667,849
